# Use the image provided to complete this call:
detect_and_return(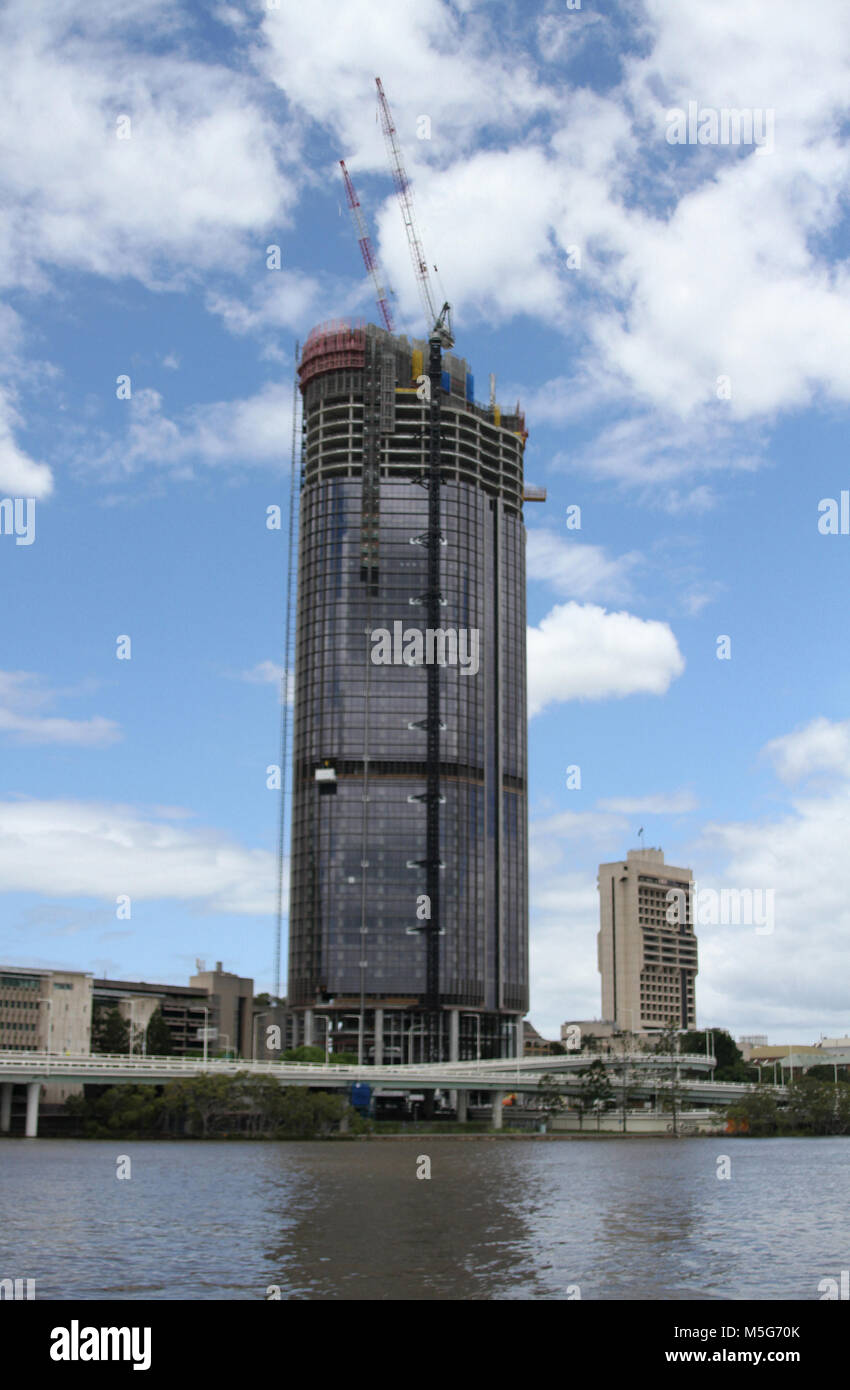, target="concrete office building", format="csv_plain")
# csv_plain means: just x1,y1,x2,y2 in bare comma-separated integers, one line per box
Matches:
189,962,253,1058
597,848,698,1033
287,320,531,1062
0,964,92,1106
92,977,211,1056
